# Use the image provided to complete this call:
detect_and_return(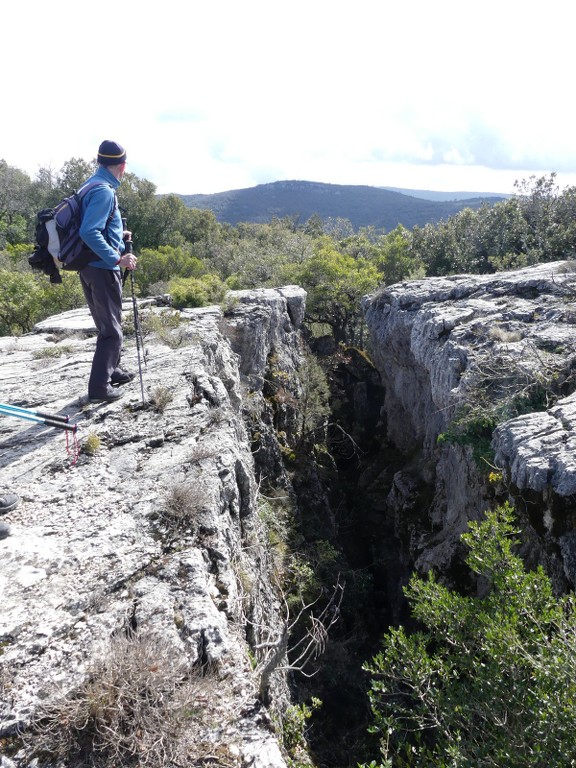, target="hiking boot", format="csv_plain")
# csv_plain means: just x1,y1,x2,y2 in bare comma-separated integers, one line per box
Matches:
111,368,136,387
0,520,11,539
89,387,124,404
0,493,20,514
